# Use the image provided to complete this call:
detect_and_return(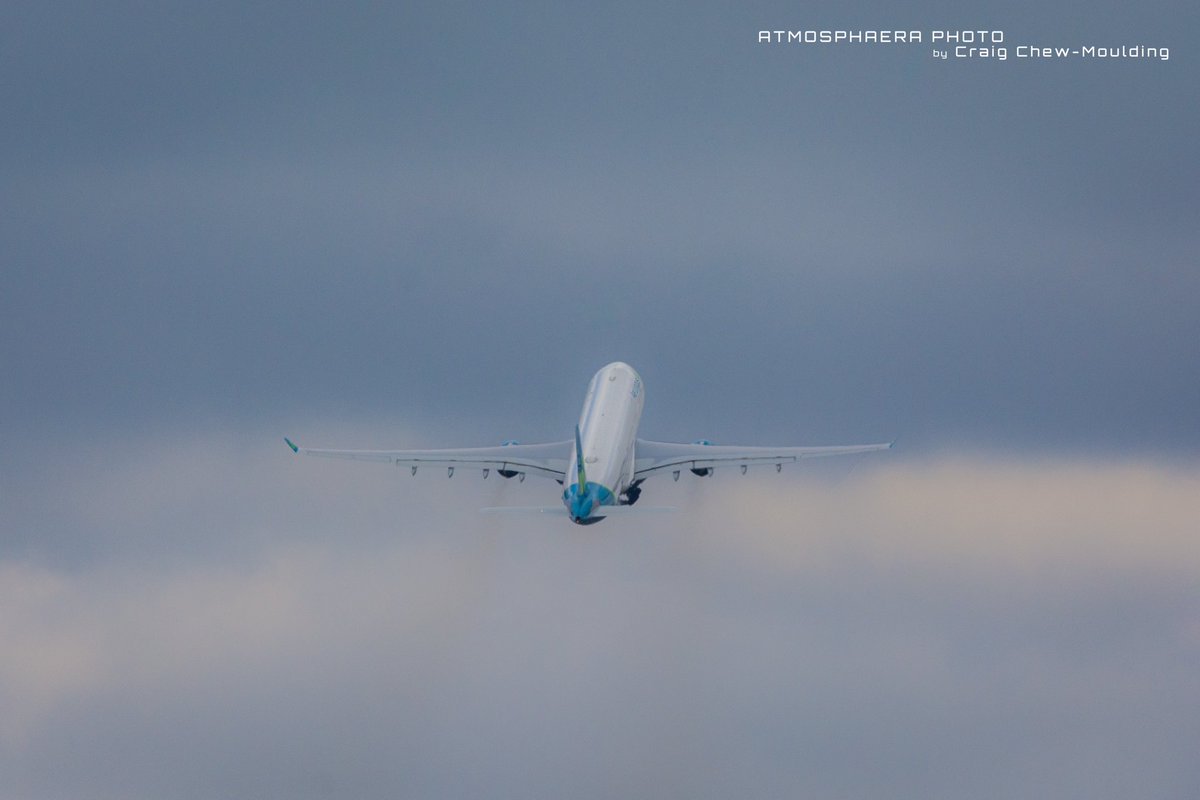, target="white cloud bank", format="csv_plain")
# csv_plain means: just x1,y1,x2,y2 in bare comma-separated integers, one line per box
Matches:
2,437,1198,799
